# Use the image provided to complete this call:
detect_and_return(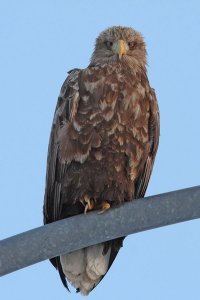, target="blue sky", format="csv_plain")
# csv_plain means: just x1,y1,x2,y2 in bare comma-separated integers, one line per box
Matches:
1,1,200,299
